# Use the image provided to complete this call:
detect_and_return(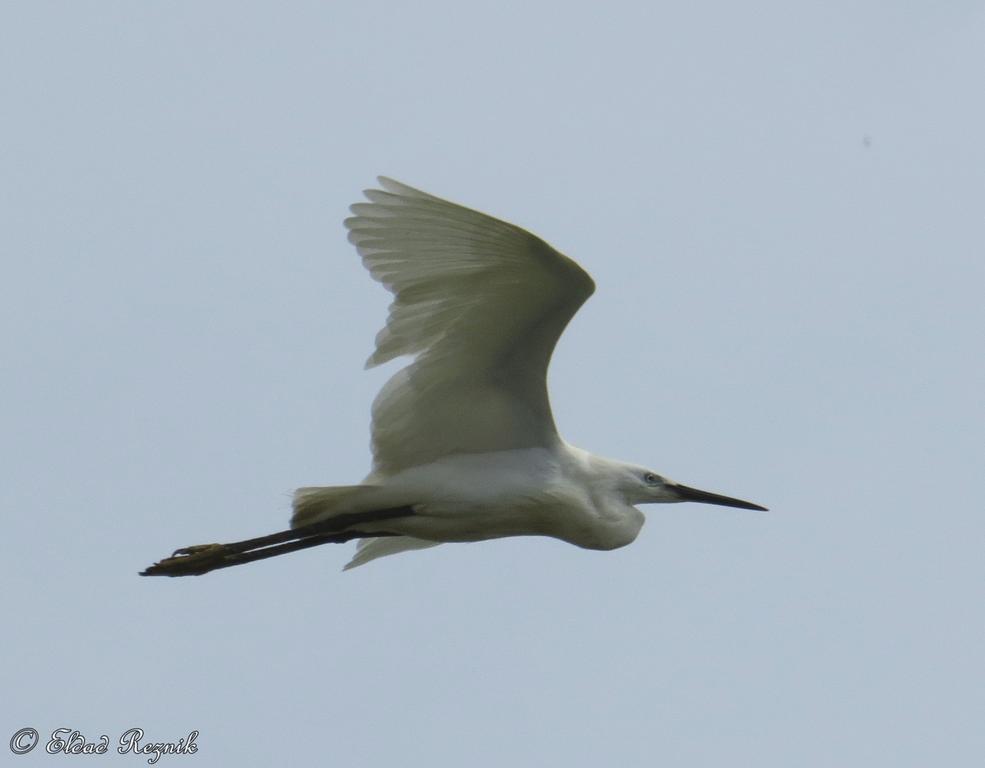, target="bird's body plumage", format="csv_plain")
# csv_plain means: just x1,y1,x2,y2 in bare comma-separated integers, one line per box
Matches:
294,445,647,568
288,178,763,570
